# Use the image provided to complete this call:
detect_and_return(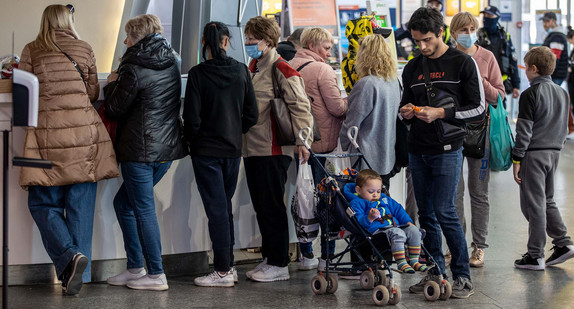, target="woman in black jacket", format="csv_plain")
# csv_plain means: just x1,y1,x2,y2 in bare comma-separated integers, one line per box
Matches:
103,14,187,291
184,21,258,287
